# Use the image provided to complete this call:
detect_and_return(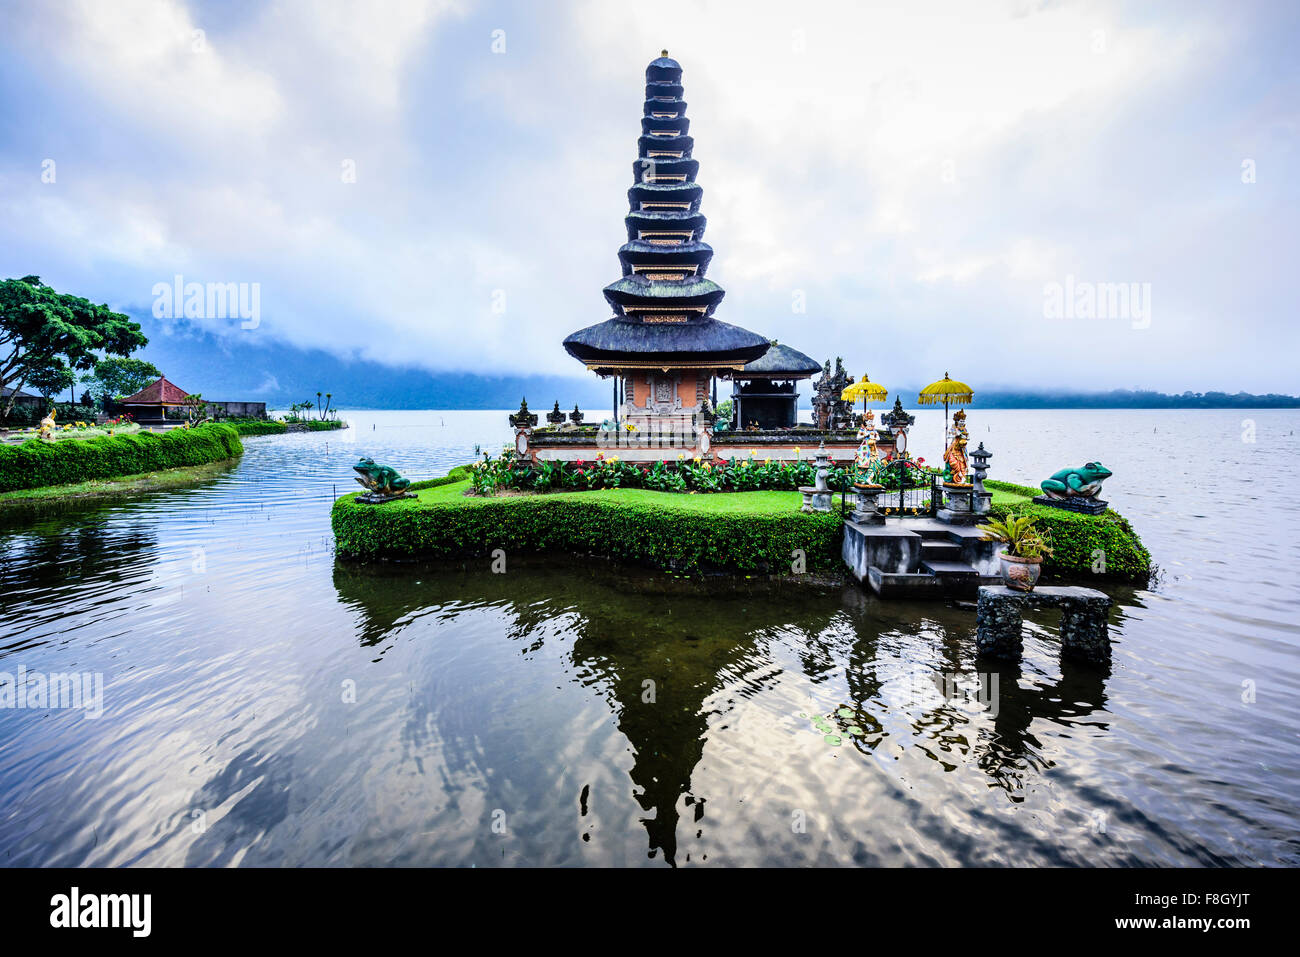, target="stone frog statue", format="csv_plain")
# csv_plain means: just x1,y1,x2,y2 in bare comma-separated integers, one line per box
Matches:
1040,462,1112,499
352,457,411,496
